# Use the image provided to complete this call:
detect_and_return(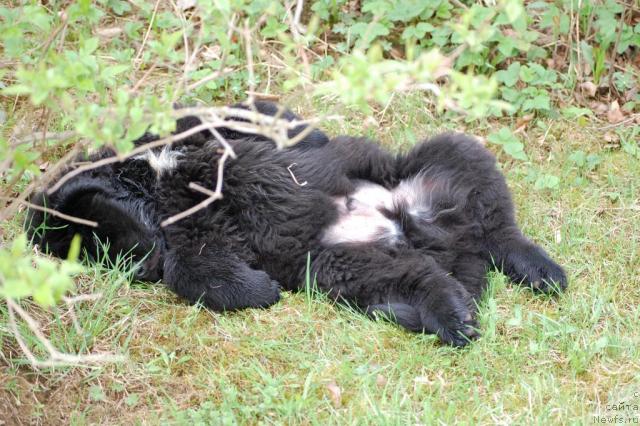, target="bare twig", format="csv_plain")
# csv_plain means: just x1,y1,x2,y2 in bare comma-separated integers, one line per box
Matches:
245,91,280,101
209,126,237,158
133,0,161,68
6,298,125,368
175,105,339,147
129,61,159,94
287,163,307,186
292,0,307,35
186,13,236,93
160,149,230,227
46,122,213,195
0,196,98,227
188,182,217,198
0,144,84,222
243,19,256,101
186,67,235,92
61,294,103,333
62,294,103,304
607,5,628,93
43,108,333,196
593,113,640,130
39,10,68,61
12,130,76,148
